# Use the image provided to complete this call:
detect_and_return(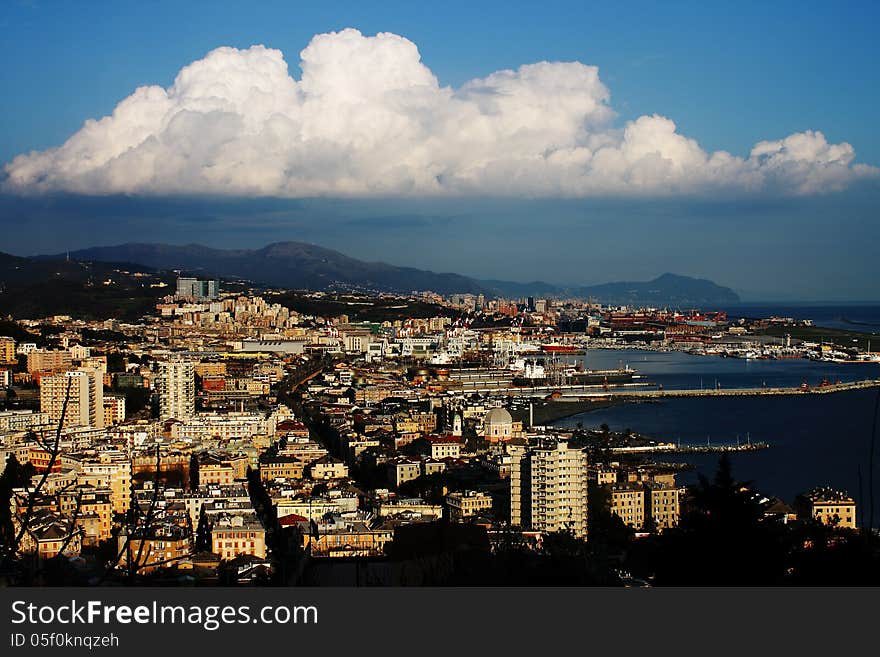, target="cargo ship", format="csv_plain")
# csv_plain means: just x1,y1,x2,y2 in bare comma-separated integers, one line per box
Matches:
511,363,638,387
